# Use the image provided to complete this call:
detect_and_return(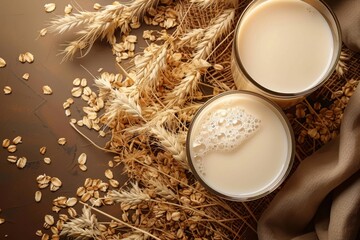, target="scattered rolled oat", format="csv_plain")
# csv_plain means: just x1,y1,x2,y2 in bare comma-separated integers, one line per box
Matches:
64,4,72,14
80,78,87,87
66,98,74,104
16,157,27,169
35,229,43,237
109,179,119,188
213,64,224,71
93,3,101,10
40,146,47,155
24,52,34,63
79,164,87,172
57,138,66,145
43,157,51,164
50,177,62,189
4,86,12,95
71,87,82,98
42,85,53,95
67,207,77,218
63,101,70,109
7,145,17,153
12,136,22,144
2,139,10,148
22,73,30,80
77,153,87,165
35,191,42,202
65,109,71,117
39,28,48,37
105,169,113,179
18,53,26,63
0,218,4,225
83,86,91,95
66,197,77,207
80,192,91,202
44,3,56,13
76,186,86,197
72,78,81,86
0,57,6,68
7,155,17,163
37,174,51,189
41,233,49,240
44,214,54,226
